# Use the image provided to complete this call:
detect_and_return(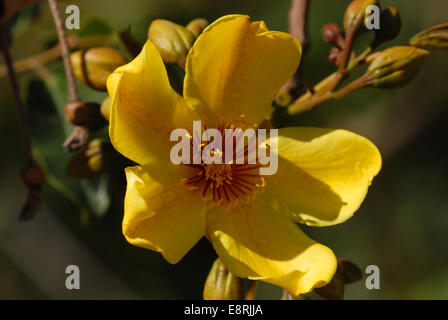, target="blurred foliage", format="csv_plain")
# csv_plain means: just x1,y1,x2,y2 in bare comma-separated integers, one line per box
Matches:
0,0,447,299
